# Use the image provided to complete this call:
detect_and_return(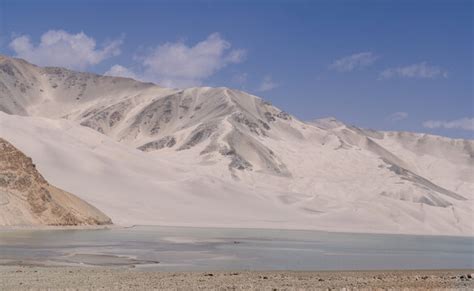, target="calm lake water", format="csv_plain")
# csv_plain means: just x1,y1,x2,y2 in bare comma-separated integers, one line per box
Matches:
0,226,473,271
